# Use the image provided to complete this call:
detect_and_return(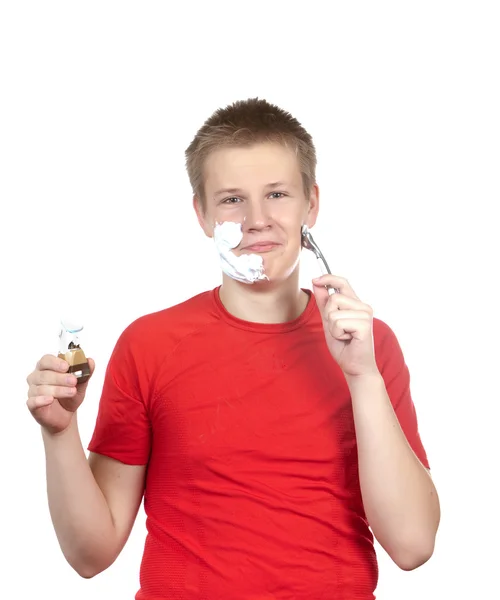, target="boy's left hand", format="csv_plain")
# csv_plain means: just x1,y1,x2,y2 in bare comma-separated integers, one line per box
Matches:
312,275,380,378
